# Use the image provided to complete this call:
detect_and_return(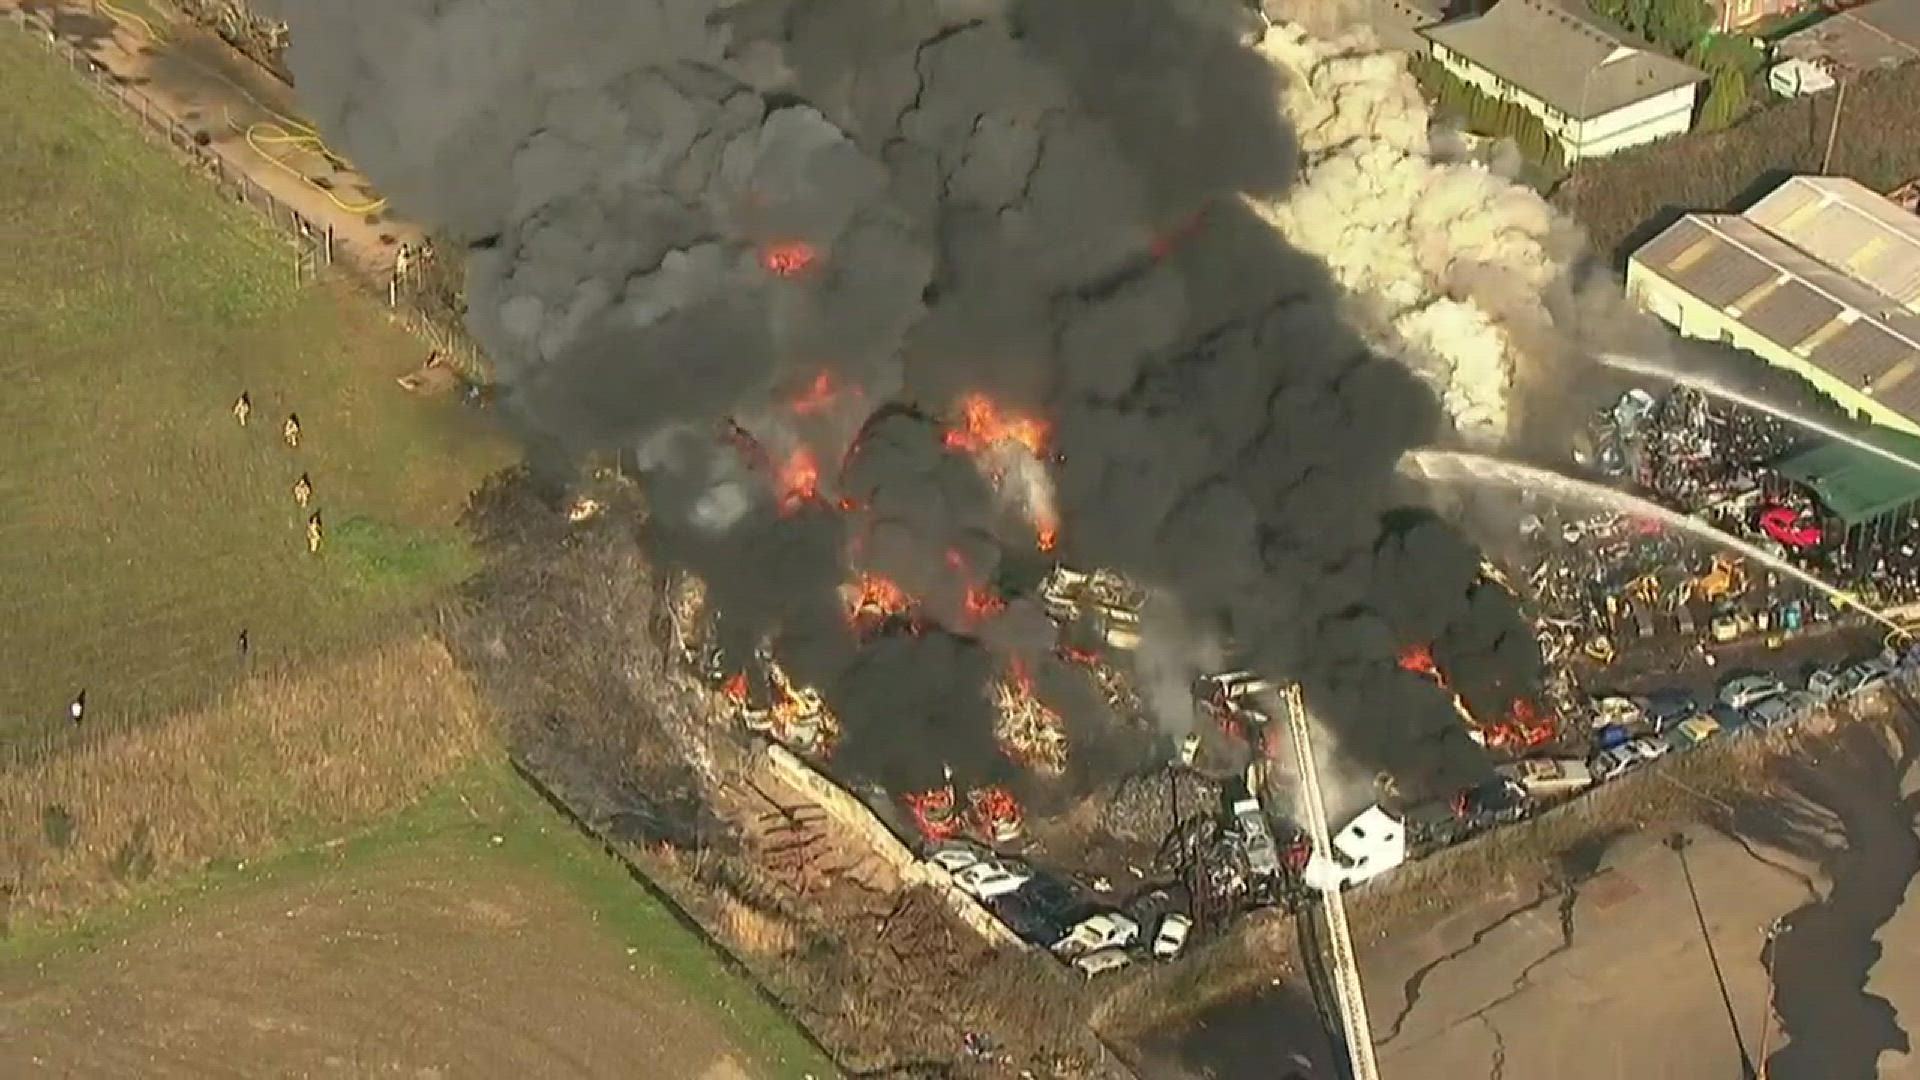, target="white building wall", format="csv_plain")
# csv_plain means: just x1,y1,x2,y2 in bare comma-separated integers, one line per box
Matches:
1625,260,1920,436
1430,45,1699,161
